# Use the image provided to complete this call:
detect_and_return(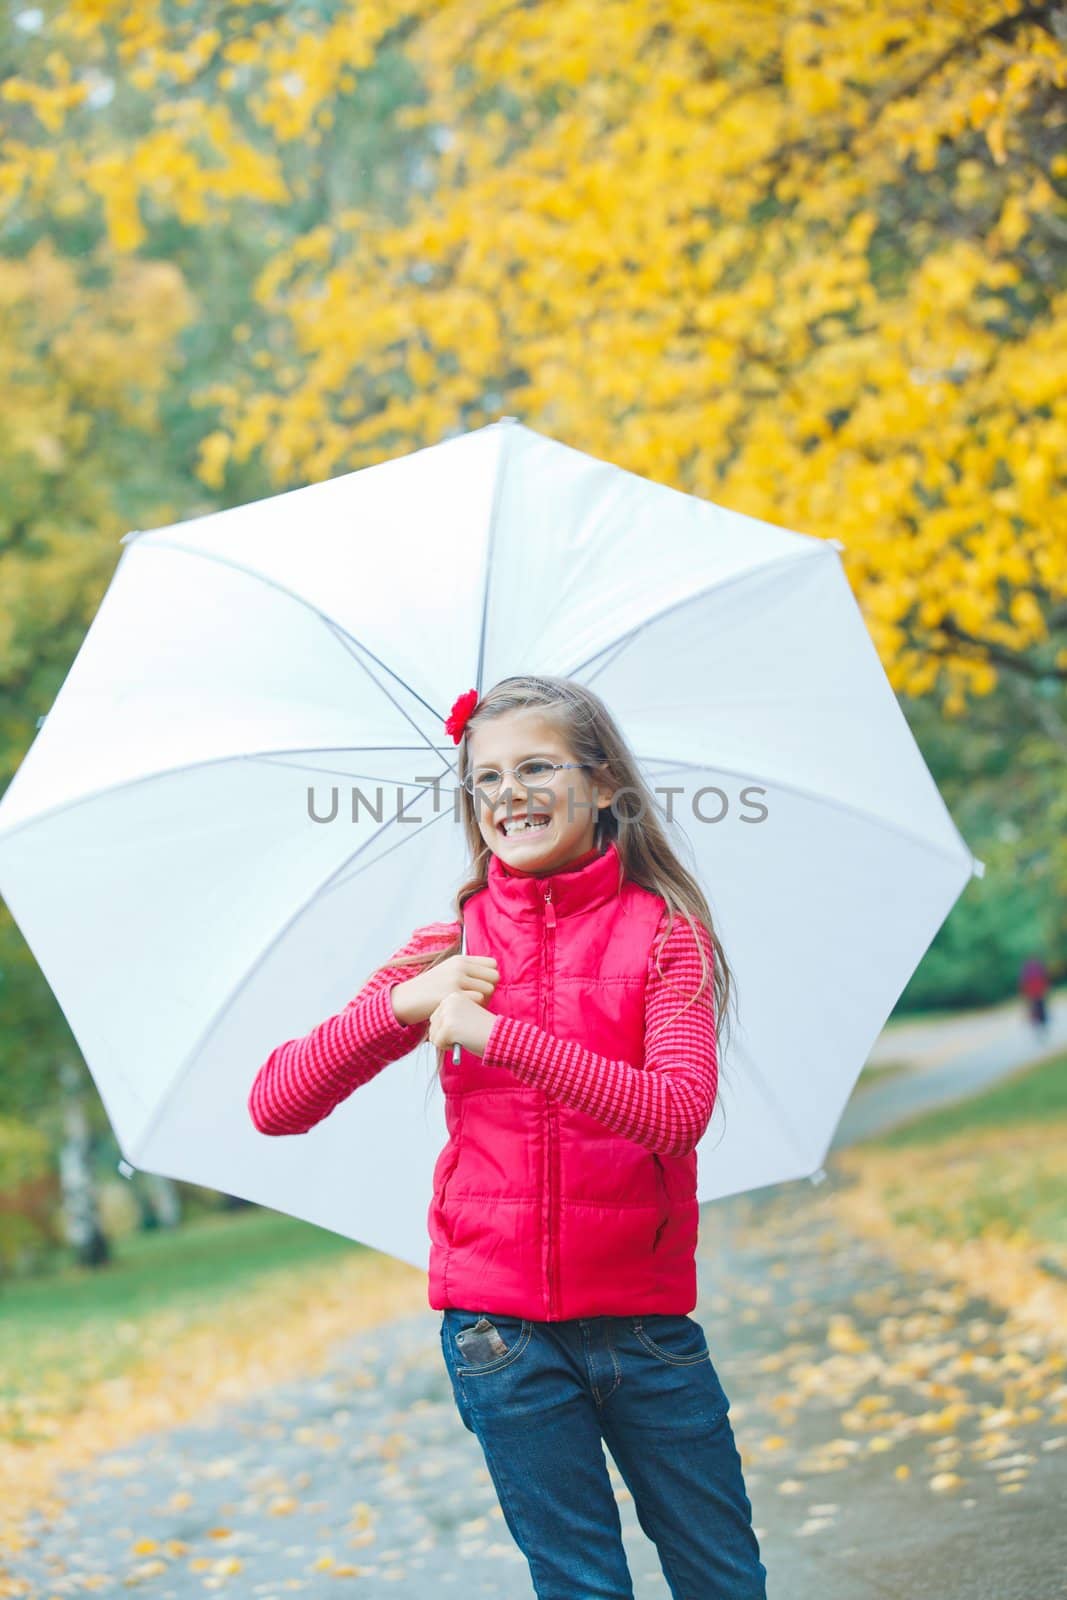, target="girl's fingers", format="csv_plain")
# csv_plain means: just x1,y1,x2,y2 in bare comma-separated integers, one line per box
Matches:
461,977,497,996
